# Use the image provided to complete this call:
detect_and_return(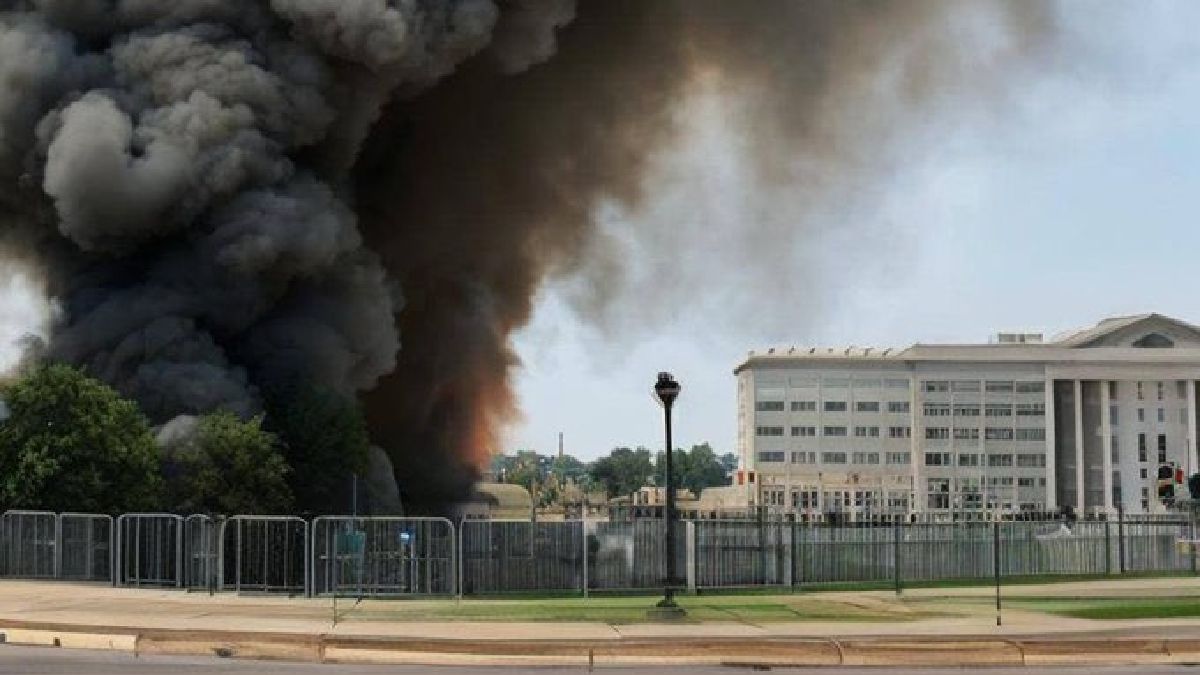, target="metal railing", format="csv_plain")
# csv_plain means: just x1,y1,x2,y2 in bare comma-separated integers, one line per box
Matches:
3,510,1195,596
220,516,308,595
311,517,455,597
116,513,183,587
